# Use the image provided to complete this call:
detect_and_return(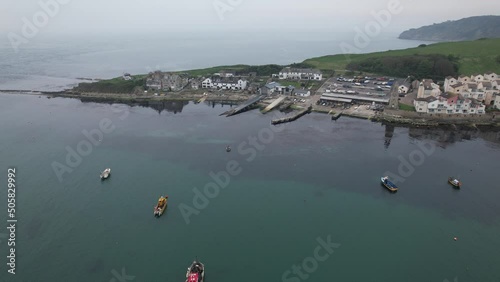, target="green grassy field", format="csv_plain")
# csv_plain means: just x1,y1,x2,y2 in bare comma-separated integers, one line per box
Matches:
74,75,147,93
303,38,500,75
399,103,416,112
182,65,248,77
278,80,319,89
